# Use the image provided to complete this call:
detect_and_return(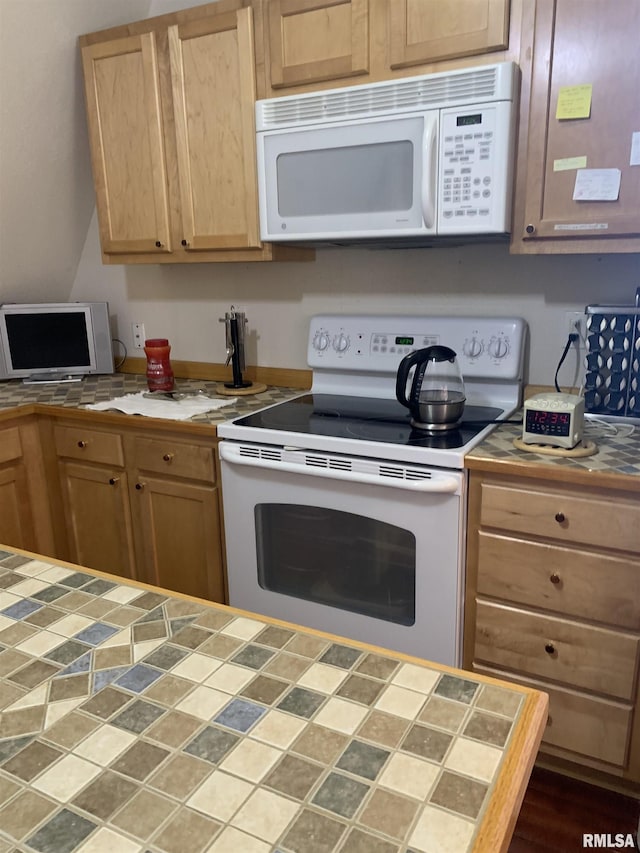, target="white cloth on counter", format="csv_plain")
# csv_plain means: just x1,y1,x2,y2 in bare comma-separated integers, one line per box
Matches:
84,391,238,421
